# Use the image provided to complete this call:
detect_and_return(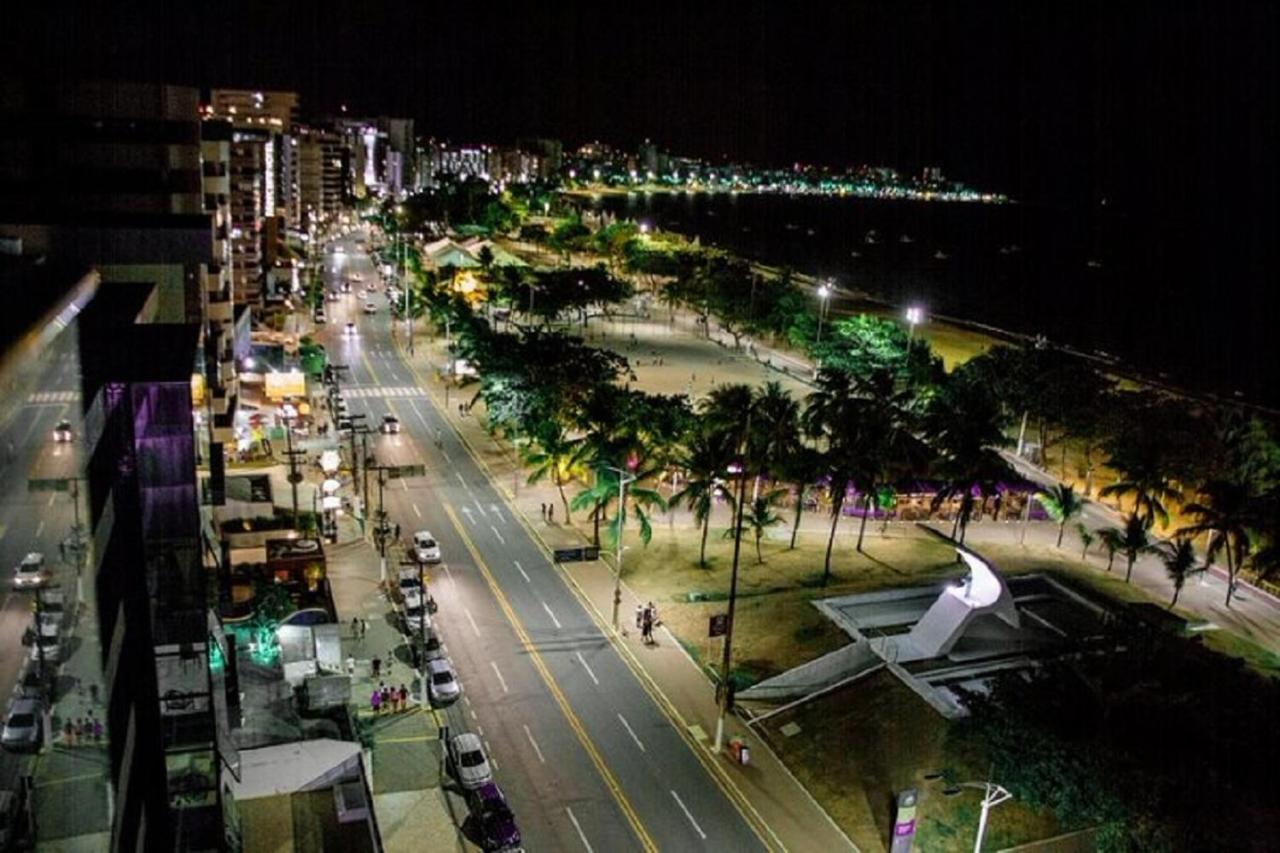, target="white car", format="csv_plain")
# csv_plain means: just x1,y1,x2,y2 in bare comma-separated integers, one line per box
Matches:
2,698,42,752
398,568,424,609
344,322,357,337
356,289,367,300
363,302,377,315
413,531,442,564
447,732,493,790
422,628,444,662
13,553,48,589
53,420,73,442
380,414,400,434
27,632,60,666
427,658,460,705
